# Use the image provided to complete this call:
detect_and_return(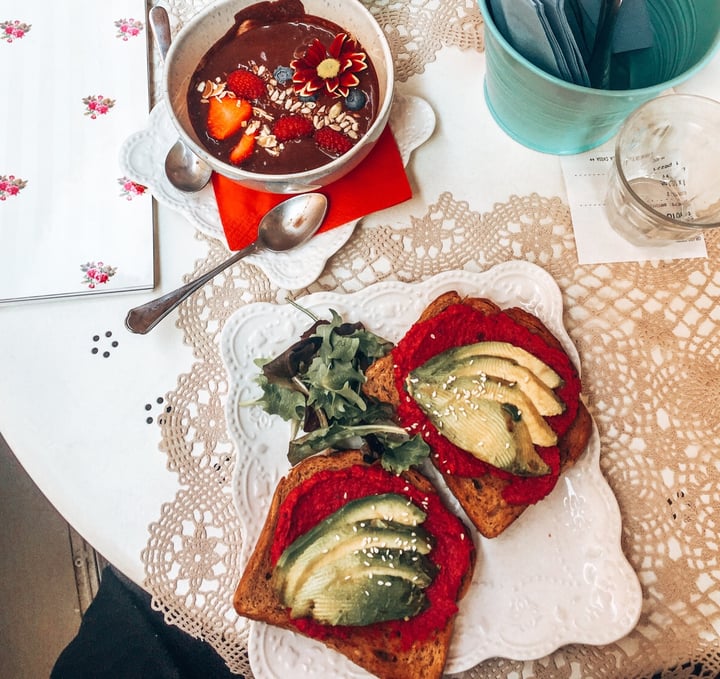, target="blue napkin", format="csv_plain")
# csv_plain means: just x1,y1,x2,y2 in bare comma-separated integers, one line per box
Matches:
489,0,560,78
488,0,653,86
542,0,590,85
578,0,654,54
490,0,589,85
